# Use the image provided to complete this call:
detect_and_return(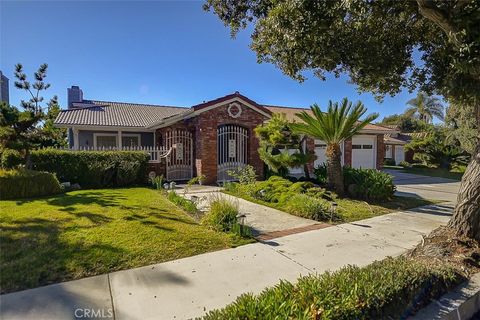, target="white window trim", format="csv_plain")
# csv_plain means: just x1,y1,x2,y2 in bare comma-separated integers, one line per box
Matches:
121,133,141,147
93,133,118,149
93,133,142,148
